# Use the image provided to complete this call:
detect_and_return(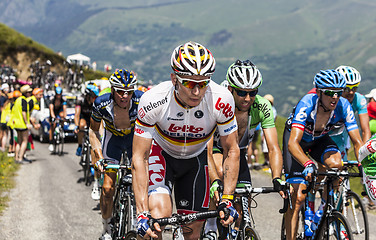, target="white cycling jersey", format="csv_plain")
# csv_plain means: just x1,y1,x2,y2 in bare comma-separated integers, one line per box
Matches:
135,81,237,159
